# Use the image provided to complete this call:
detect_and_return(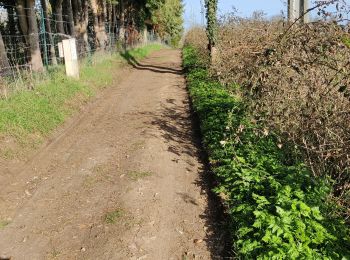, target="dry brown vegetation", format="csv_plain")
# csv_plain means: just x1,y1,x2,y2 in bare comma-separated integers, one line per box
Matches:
185,11,350,219
184,27,209,64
